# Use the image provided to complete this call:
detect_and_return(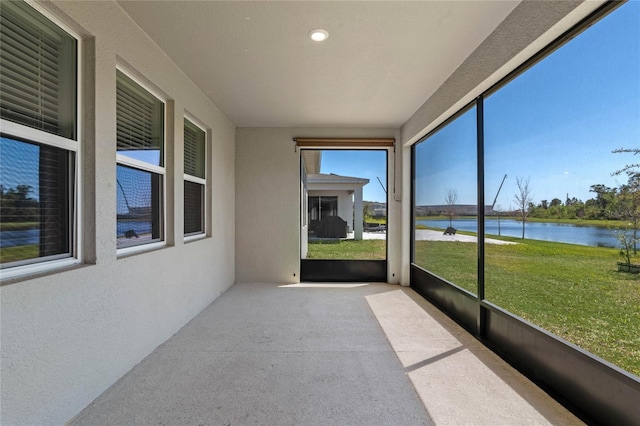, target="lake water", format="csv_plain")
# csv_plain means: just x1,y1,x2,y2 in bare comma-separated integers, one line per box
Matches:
0,221,153,248
0,219,622,249
117,221,152,238
0,228,39,248
417,218,620,248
